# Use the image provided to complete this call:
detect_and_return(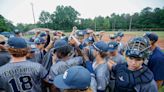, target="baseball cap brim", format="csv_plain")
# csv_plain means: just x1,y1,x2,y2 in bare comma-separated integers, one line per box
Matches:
31,48,38,52
53,75,72,89
108,48,117,52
